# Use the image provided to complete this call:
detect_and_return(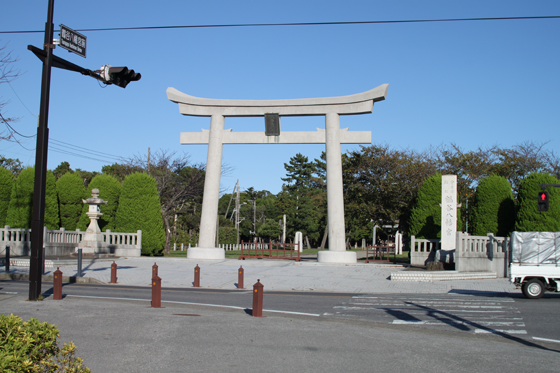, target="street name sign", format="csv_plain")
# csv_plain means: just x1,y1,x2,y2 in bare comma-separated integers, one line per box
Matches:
59,24,87,58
